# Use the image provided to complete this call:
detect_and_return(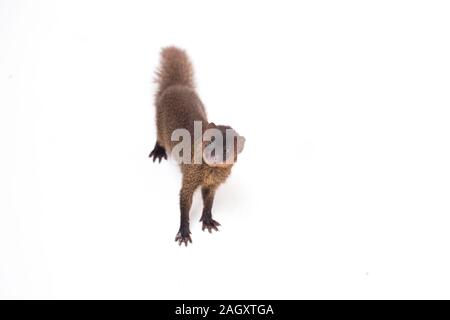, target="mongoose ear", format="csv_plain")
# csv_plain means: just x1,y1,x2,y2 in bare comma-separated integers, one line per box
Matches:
207,122,217,129
236,136,246,154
